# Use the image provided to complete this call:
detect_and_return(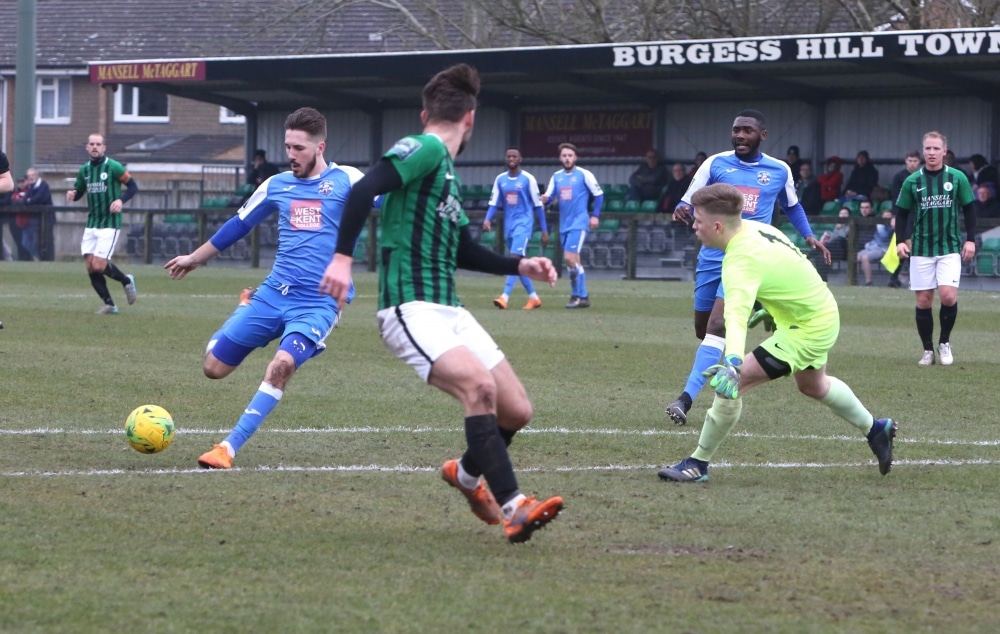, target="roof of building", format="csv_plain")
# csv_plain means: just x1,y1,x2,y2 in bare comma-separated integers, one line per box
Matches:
41,134,244,166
